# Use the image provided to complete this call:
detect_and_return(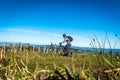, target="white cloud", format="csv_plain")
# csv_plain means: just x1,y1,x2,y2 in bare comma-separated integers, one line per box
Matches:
45,32,61,37
72,35,90,47
72,35,83,40
2,28,120,48
7,28,62,37
7,28,42,34
4,28,99,47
